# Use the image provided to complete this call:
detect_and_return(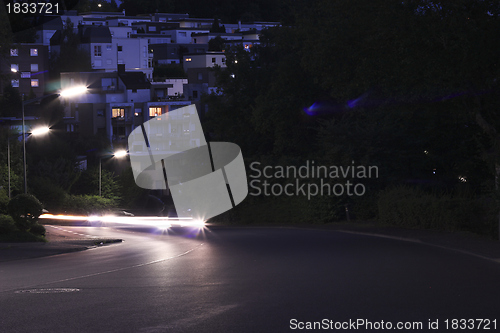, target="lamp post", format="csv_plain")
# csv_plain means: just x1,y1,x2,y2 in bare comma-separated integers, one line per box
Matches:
99,150,127,197
8,126,50,198
17,85,87,194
